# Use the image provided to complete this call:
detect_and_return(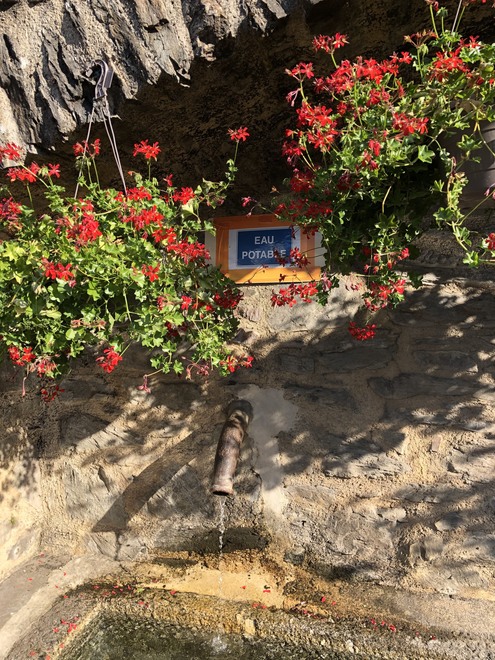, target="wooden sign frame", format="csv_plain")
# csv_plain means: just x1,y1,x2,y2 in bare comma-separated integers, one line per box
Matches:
205,214,322,284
